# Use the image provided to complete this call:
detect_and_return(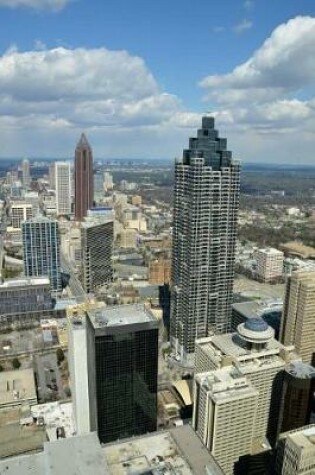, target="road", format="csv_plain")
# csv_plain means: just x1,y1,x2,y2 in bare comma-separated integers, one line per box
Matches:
60,253,88,303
